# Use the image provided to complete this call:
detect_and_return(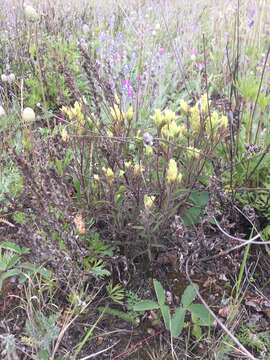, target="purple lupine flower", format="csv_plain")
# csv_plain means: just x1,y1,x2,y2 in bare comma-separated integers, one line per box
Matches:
190,49,197,61
159,47,165,55
248,18,254,28
122,79,133,98
196,63,204,71
247,7,256,28
99,31,107,42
